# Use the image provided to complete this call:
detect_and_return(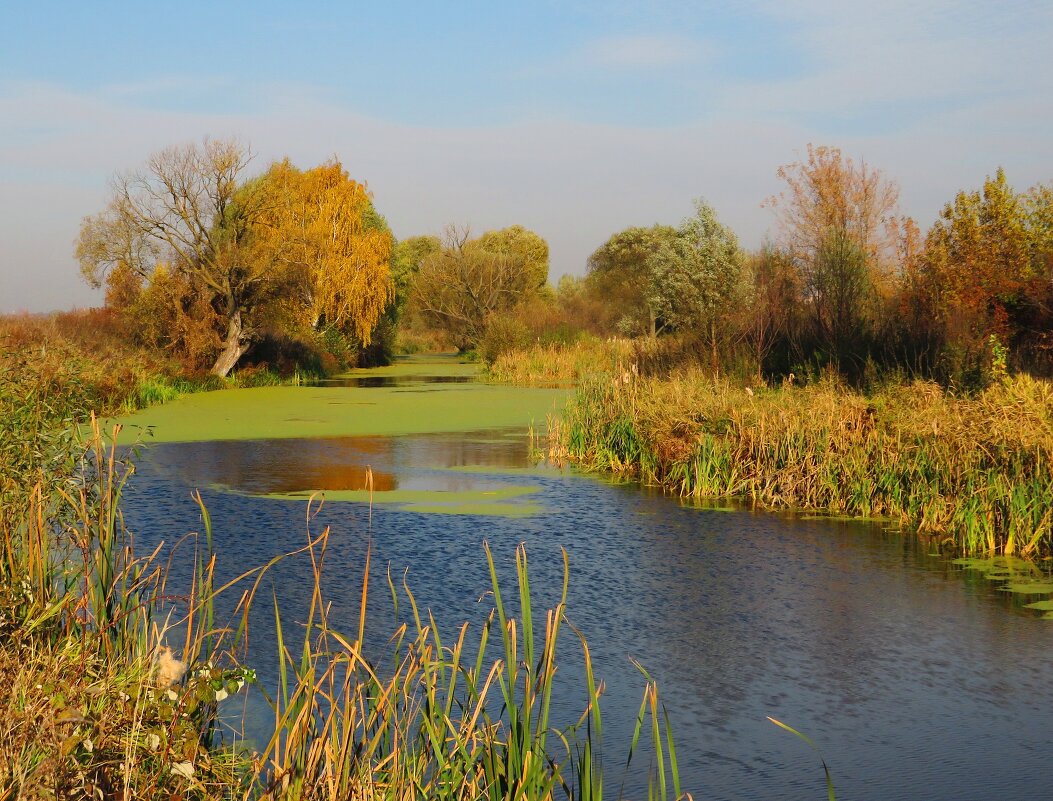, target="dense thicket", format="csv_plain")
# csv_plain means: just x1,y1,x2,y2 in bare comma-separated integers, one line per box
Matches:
475,146,1053,389
73,138,1053,388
